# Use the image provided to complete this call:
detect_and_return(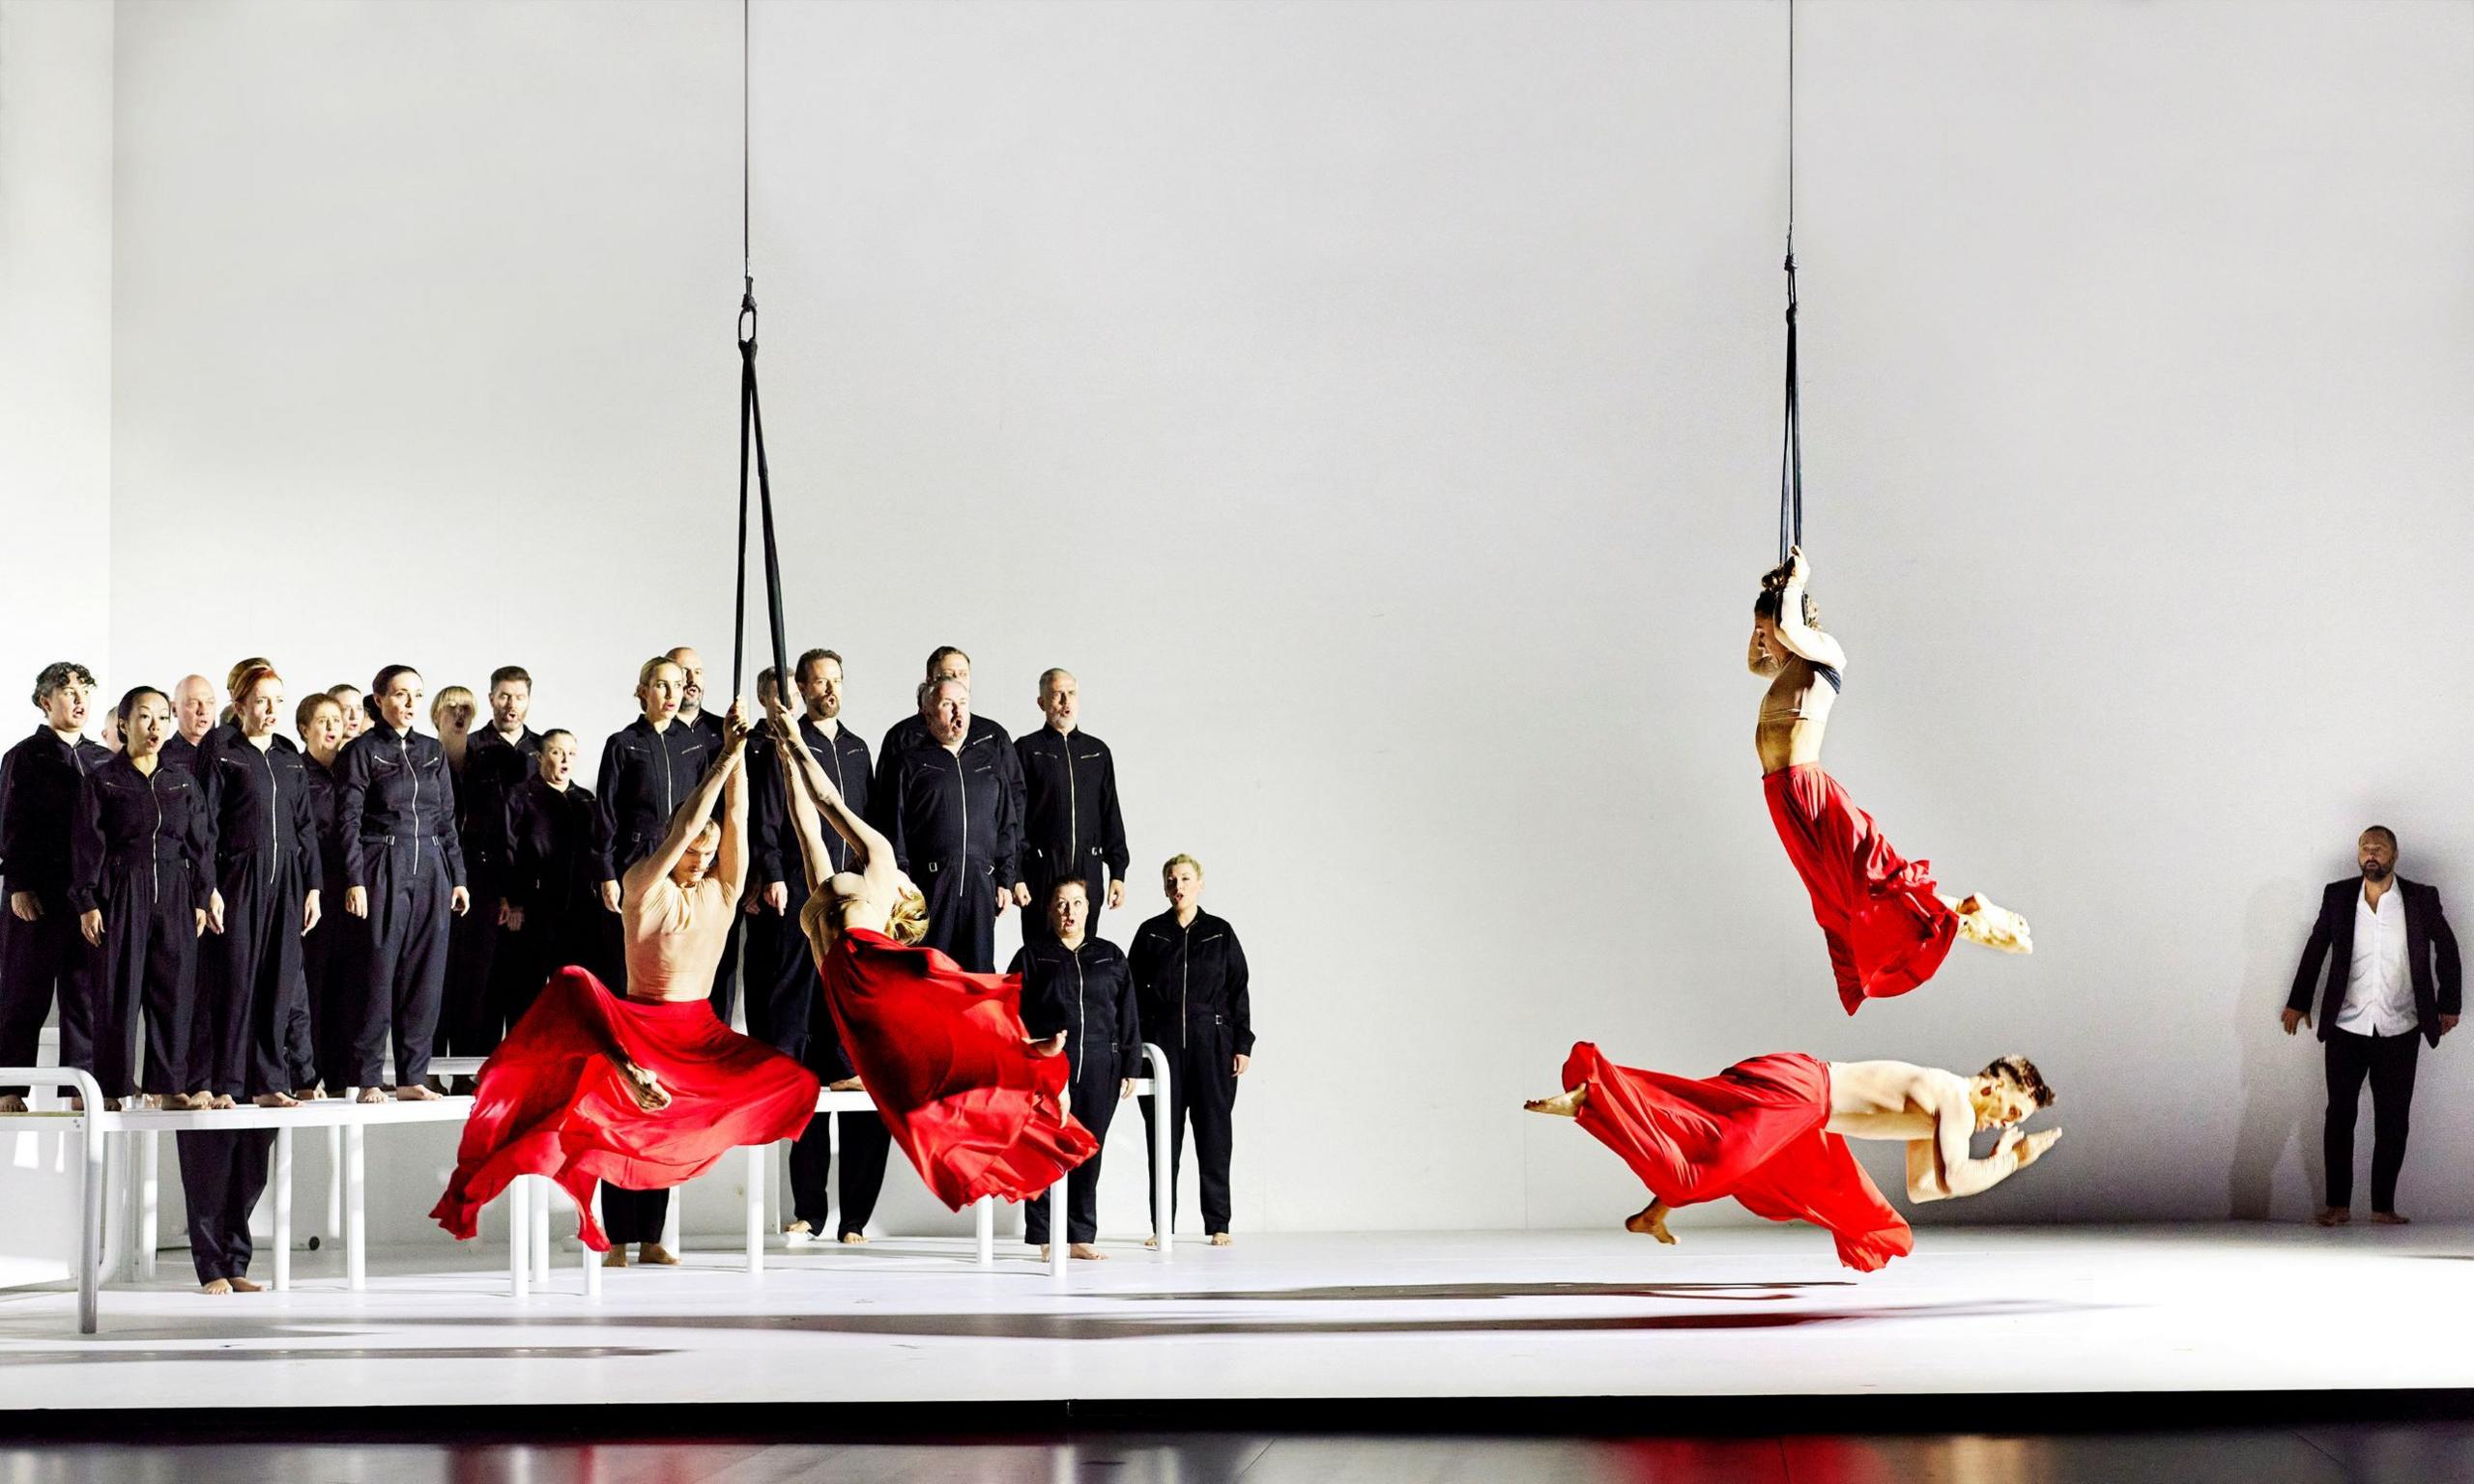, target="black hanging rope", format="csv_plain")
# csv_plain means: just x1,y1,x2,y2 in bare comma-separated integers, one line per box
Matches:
1776,0,1803,565
733,0,791,707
